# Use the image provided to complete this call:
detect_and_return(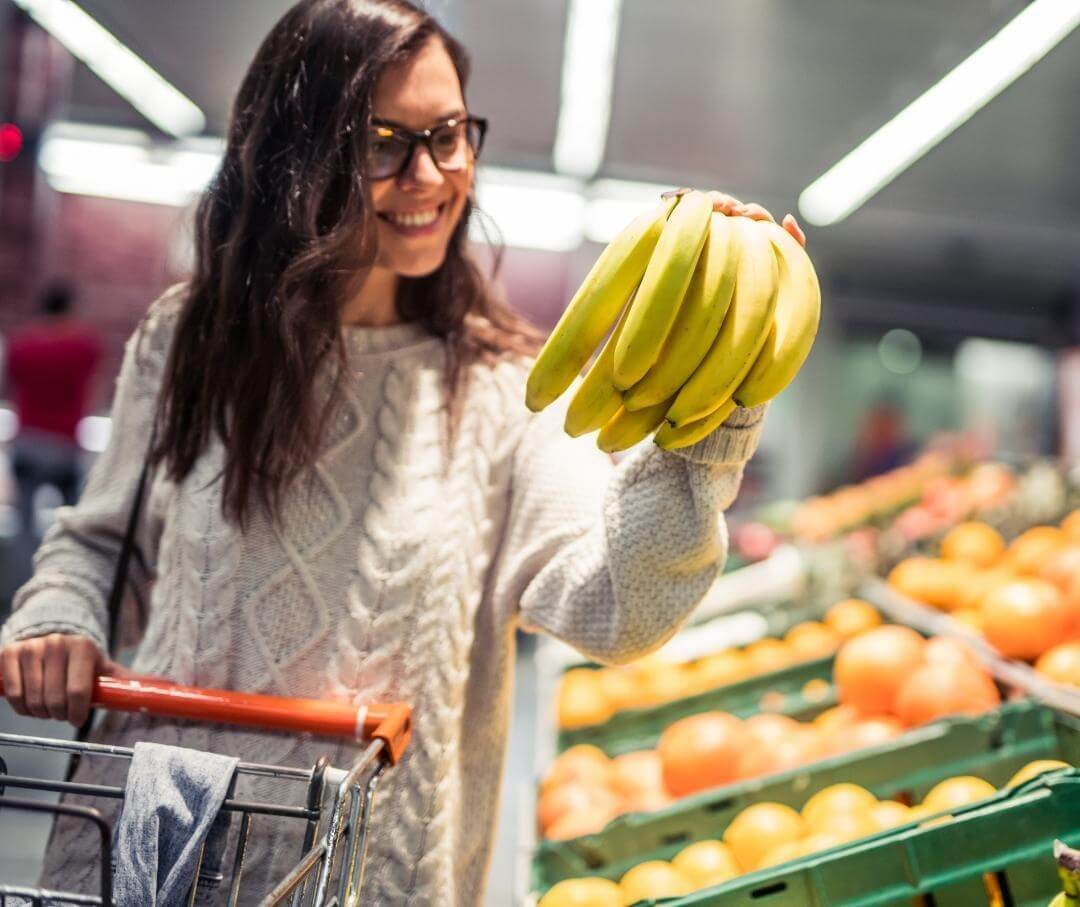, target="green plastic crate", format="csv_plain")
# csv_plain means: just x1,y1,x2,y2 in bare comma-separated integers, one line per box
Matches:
662,771,1080,907
558,656,836,756
533,700,1080,893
